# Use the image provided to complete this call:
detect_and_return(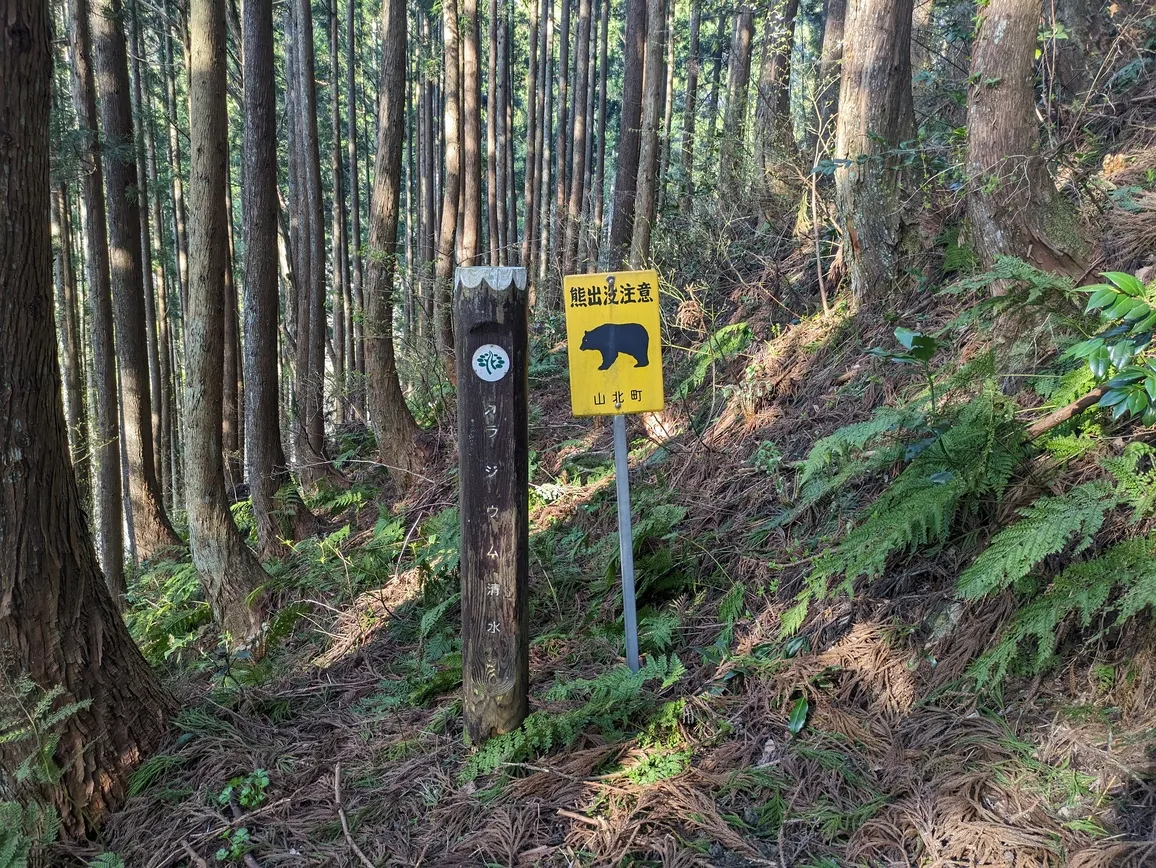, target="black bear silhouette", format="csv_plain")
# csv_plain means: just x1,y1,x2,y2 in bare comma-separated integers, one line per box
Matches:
579,322,650,370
